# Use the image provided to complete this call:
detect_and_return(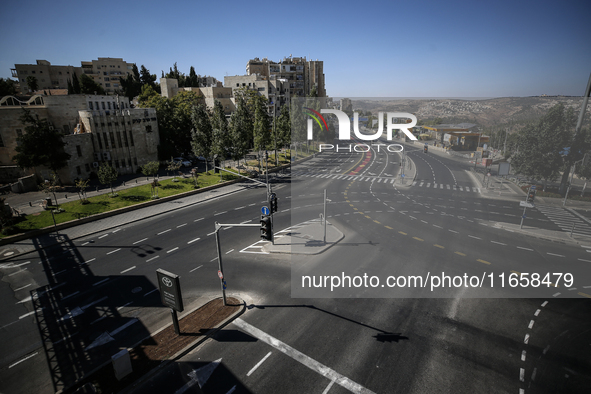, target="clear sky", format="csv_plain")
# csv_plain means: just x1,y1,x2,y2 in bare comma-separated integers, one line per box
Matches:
1,0,589,97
